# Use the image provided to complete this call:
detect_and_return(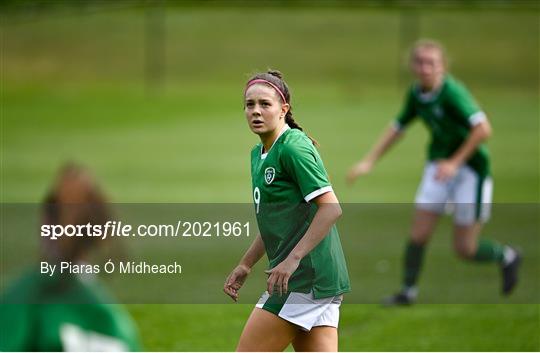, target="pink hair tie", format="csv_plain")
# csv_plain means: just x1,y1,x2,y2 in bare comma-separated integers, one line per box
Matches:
244,79,287,103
